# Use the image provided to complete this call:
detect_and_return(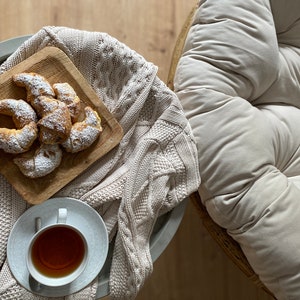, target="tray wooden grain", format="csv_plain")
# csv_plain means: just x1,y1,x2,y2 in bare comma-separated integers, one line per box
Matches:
0,47,123,204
